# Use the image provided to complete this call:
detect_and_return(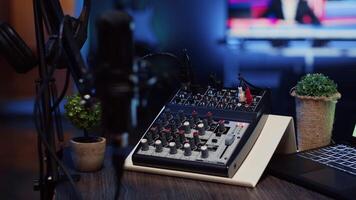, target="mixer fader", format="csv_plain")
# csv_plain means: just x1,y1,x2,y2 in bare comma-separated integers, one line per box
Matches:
132,85,270,177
